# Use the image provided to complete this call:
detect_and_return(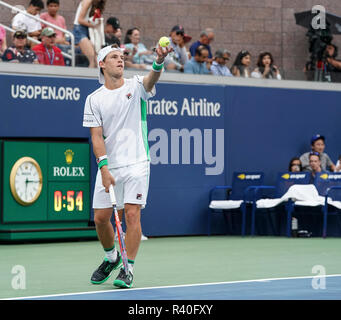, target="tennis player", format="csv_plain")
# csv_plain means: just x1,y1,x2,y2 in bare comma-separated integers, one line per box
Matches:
83,43,171,288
